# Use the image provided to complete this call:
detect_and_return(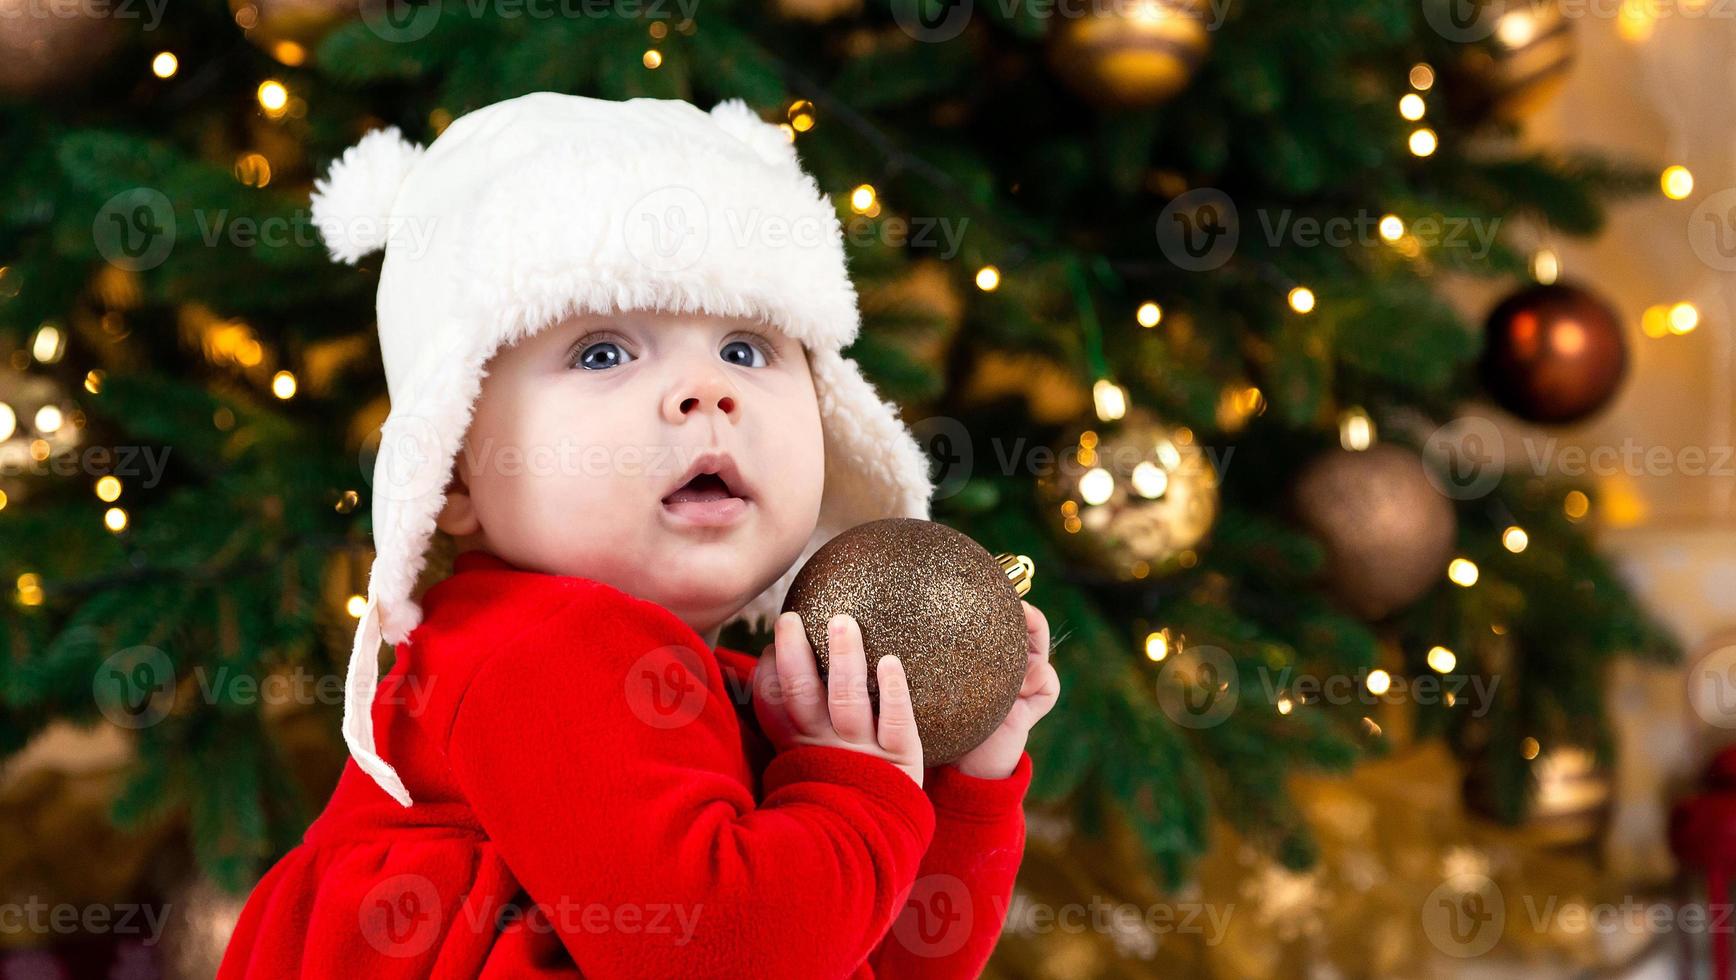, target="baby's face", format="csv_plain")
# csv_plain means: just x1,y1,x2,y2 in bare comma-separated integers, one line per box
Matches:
437,309,826,640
